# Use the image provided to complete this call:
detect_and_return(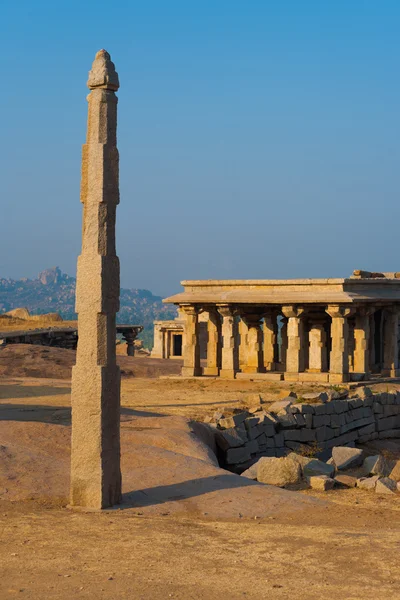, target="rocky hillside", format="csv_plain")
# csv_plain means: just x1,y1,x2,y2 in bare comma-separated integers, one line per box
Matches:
0,267,177,348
